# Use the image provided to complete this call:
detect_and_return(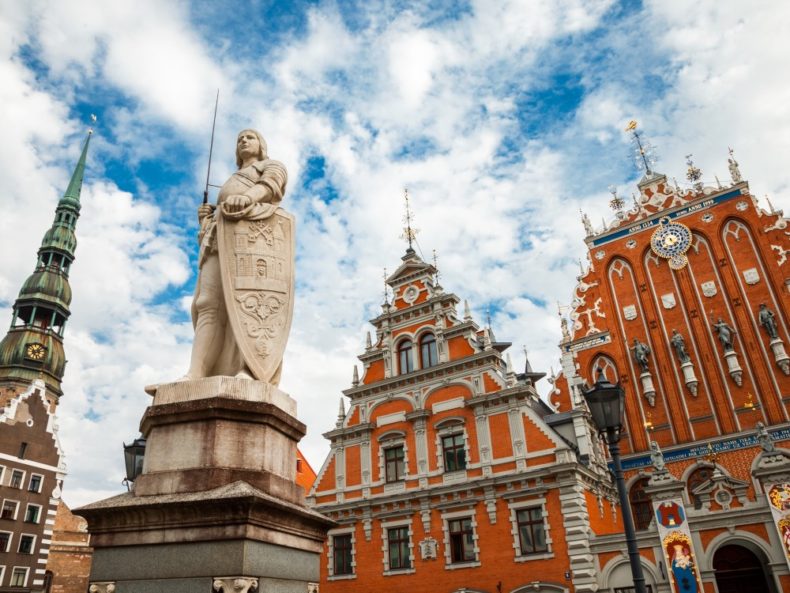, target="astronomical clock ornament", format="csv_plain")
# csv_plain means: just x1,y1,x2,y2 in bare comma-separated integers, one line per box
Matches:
650,217,692,270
